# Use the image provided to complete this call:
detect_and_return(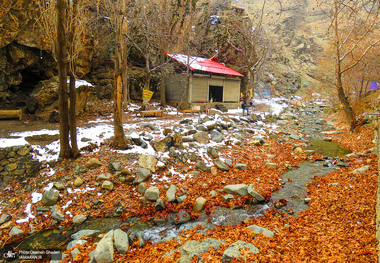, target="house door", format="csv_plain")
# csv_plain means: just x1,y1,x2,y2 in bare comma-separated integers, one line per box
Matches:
209,85,223,102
